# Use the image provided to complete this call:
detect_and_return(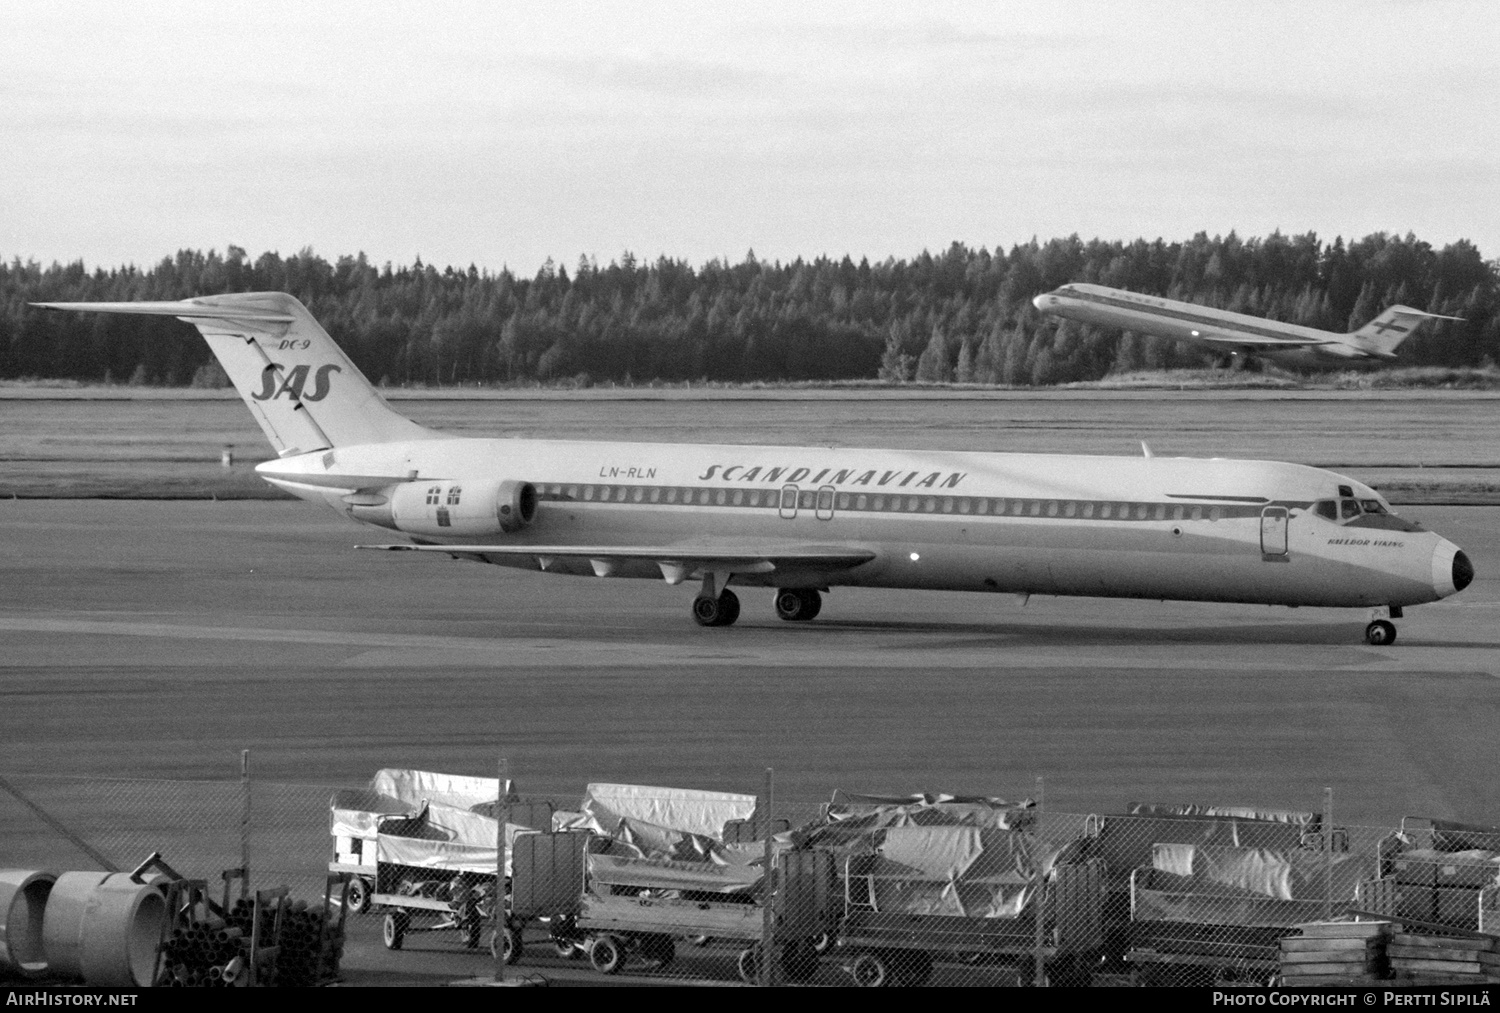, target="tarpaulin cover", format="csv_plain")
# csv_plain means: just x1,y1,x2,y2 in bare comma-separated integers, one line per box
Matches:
585,852,763,895
1132,868,1330,928
1097,812,1308,885
330,788,411,840
375,802,533,876
1150,844,1369,902
561,783,756,841
797,792,1038,855
369,769,500,811
1431,818,1500,853
1127,802,1319,827
860,825,1059,919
